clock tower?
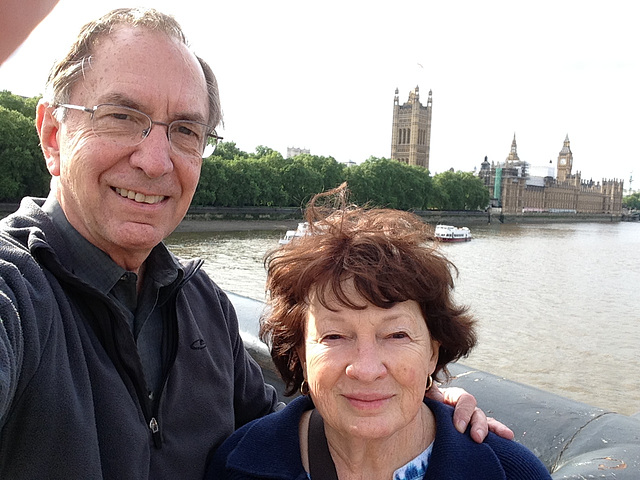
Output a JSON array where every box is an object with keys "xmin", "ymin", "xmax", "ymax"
[{"xmin": 557, "ymin": 134, "xmax": 573, "ymax": 182}]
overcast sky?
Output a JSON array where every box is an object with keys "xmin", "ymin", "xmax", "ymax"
[{"xmin": 1, "ymin": 0, "xmax": 637, "ymax": 187}]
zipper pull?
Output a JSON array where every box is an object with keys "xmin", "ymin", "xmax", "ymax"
[
  {"xmin": 149, "ymin": 417, "xmax": 159, "ymax": 434},
  {"xmin": 149, "ymin": 417, "xmax": 162, "ymax": 448}
]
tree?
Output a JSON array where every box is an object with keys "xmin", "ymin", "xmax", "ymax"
[
  {"xmin": 458, "ymin": 171, "xmax": 490, "ymax": 210},
  {"xmin": 346, "ymin": 157, "xmax": 432, "ymax": 210},
  {"xmin": 623, "ymin": 192, "xmax": 640, "ymax": 210},
  {"xmin": 279, "ymin": 157, "xmax": 324, "ymax": 207},
  {"xmin": 209, "ymin": 141, "xmax": 249, "ymax": 161},
  {"xmin": 193, "ymin": 156, "xmax": 227, "ymax": 205},
  {"xmin": 432, "ymin": 170, "xmax": 464, "ymax": 210},
  {"xmin": 0, "ymin": 90, "xmax": 39, "ymax": 120},
  {"xmin": 296, "ymin": 154, "xmax": 345, "ymax": 193},
  {"xmin": 432, "ymin": 170, "xmax": 489, "ymax": 210},
  {"xmin": 0, "ymin": 106, "xmax": 50, "ymax": 201},
  {"xmin": 251, "ymin": 145, "xmax": 277, "ymax": 159},
  {"xmin": 252, "ymin": 156, "xmax": 287, "ymax": 206}
]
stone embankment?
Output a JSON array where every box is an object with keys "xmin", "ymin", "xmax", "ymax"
[
  {"xmin": 2, "ymin": 204, "xmax": 629, "ymax": 232},
  {"xmin": 179, "ymin": 206, "xmax": 625, "ymax": 232}
]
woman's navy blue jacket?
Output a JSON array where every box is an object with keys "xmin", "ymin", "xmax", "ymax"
[{"xmin": 207, "ymin": 395, "xmax": 552, "ymax": 479}]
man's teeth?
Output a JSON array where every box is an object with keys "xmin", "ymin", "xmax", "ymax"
[{"xmin": 115, "ymin": 188, "xmax": 164, "ymax": 204}]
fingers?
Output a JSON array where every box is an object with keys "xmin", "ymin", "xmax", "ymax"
[
  {"xmin": 435, "ymin": 386, "xmax": 515, "ymax": 443},
  {"xmin": 442, "ymin": 389, "xmax": 478, "ymax": 436},
  {"xmin": 441, "ymin": 387, "xmax": 474, "ymax": 406},
  {"xmin": 468, "ymin": 408, "xmax": 489, "ymax": 443},
  {"xmin": 487, "ymin": 417, "xmax": 515, "ymax": 441}
]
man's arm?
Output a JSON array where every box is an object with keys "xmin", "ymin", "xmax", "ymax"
[
  {"xmin": 0, "ymin": 269, "xmax": 26, "ymax": 421},
  {"xmin": 426, "ymin": 385, "xmax": 515, "ymax": 442},
  {"xmin": 215, "ymin": 290, "xmax": 280, "ymax": 427}
]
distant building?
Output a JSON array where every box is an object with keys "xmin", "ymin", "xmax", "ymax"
[
  {"xmin": 287, "ymin": 146, "xmax": 310, "ymax": 158},
  {"xmin": 478, "ymin": 134, "xmax": 624, "ymax": 215},
  {"xmin": 391, "ymin": 86, "xmax": 432, "ymax": 170}
]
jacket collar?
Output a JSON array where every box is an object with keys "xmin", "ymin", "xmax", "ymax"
[
  {"xmin": 426, "ymin": 399, "xmax": 505, "ymax": 478},
  {"xmin": 226, "ymin": 395, "xmax": 310, "ymax": 478},
  {"xmin": 224, "ymin": 396, "xmax": 505, "ymax": 479},
  {"xmin": 2, "ymin": 196, "xmax": 202, "ymax": 293}
]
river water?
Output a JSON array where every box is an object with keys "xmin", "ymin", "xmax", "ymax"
[{"xmin": 166, "ymin": 221, "xmax": 640, "ymax": 416}]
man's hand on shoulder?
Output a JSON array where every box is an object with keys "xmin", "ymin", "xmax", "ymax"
[{"xmin": 426, "ymin": 385, "xmax": 515, "ymax": 443}]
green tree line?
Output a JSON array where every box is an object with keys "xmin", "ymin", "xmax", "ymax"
[
  {"xmin": 1, "ymin": 89, "xmax": 488, "ymax": 210},
  {"xmin": 0, "ymin": 91, "xmax": 50, "ymax": 201},
  {"xmin": 195, "ymin": 145, "xmax": 490, "ymax": 210},
  {"xmin": 623, "ymin": 192, "xmax": 640, "ymax": 210}
]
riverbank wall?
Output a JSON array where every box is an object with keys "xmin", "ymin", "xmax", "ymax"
[
  {"xmin": 184, "ymin": 206, "xmax": 626, "ymax": 226},
  {"xmin": 2, "ymin": 203, "xmax": 632, "ymax": 226}
]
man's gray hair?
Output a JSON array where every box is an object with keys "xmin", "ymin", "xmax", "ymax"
[{"xmin": 45, "ymin": 7, "xmax": 221, "ymax": 128}]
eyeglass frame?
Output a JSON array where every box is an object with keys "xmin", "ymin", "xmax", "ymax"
[{"xmin": 54, "ymin": 103, "xmax": 223, "ymax": 157}]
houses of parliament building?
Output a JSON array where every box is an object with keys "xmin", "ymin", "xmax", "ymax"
[
  {"xmin": 390, "ymin": 87, "xmax": 624, "ymax": 216},
  {"xmin": 478, "ymin": 134, "xmax": 623, "ymax": 215}
]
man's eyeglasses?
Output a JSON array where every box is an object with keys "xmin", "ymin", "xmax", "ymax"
[{"xmin": 55, "ymin": 104, "xmax": 222, "ymax": 158}]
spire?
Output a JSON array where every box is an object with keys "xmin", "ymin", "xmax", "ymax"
[
  {"xmin": 560, "ymin": 134, "xmax": 571, "ymax": 154},
  {"xmin": 409, "ymin": 85, "xmax": 420, "ymax": 102},
  {"xmin": 506, "ymin": 133, "xmax": 520, "ymax": 162}
]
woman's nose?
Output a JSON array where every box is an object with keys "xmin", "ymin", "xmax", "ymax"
[{"xmin": 345, "ymin": 341, "xmax": 387, "ymax": 381}]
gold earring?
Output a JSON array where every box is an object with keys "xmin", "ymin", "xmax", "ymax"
[
  {"xmin": 300, "ymin": 380, "xmax": 310, "ymax": 396},
  {"xmin": 425, "ymin": 374, "xmax": 433, "ymax": 394}
]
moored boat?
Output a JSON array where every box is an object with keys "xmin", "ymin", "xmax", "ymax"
[
  {"xmin": 278, "ymin": 222, "xmax": 310, "ymax": 245},
  {"xmin": 434, "ymin": 224, "xmax": 472, "ymax": 242}
]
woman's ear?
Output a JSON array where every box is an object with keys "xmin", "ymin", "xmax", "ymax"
[
  {"xmin": 429, "ymin": 339, "xmax": 440, "ymax": 371},
  {"xmin": 296, "ymin": 347, "xmax": 306, "ymax": 376},
  {"xmin": 36, "ymin": 100, "xmax": 61, "ymax": 176},
  {"xmin": 296, "ymin": 346, "xmax": 307, "ymax": 374}
]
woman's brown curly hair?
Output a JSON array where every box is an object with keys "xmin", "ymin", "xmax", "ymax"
[{"xmin": 260, "ymin": 183, "xmax": 476, "ymax": 396}]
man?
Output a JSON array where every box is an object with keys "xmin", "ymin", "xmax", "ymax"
[{"xmin": 0, "ymin": 8, "xmax": 508, "ymax": 479}]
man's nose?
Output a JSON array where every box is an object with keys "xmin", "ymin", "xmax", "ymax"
[{"xmin": 130, "ymin": 124, "xmax": 174, "ymax": 178}]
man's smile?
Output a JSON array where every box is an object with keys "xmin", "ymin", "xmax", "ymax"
[{"xmin": 114, "ymin": 187, "xmax": 165, "ymax": 205}]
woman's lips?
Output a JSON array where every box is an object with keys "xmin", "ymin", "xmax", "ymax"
[{"xmin": 343, "ymin": 394, "xmax": 393, "ymax": 409}]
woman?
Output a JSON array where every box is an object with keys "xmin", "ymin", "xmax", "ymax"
[{"xmin": 208, "ymin": 186, "xmax": 551, "ymax": 479}]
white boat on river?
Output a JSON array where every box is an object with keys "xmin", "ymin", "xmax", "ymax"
[
  {"xmin": 434, "ymin": 224, "xmax": 472, "ymax": 242},
  {"xmin": 278, "ymin": 222, "xmax": 310, "ymax": 245}
]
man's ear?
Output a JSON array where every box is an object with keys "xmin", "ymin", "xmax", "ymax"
[{"xmin": 36, "ymin": 100, "xmax": 61, "ymax": 176}]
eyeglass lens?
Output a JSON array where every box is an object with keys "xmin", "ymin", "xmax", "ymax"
[{"xmin": 91, "ymin": 104, "xmax": 212, "ymax": 157}]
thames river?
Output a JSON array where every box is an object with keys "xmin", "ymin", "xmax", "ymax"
[{"xmin": 166, "ymin": 221, "xmax": 640, "ymax": 416}]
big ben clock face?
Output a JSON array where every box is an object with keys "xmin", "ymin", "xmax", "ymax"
[{"xmin": 559, "ymin": 158, "xmax": 566, "ymax": 165}]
